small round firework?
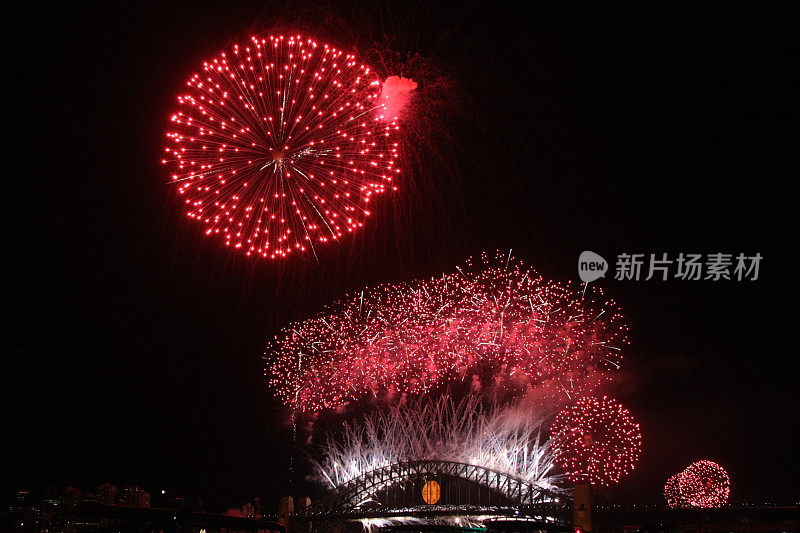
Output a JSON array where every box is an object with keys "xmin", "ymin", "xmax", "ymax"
[
  {"xmin": 551, "ymin": 396, "xmax": 642, "ymax": 486},
  {"xmin": 162, "ymin": 33, "xmax": 401, "ymax": 259},
  {"xmin": 678, "ymin": 460, "xmax": 730, "ymax": 508}
]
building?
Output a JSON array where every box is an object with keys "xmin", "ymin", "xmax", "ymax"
[
  {"xmin": 117, "ymin": 485, "xmax": 150, "ymax": 508},
  {"xmin": 95, "ymin": 483, "xmax": 117, "ymax": 505}
]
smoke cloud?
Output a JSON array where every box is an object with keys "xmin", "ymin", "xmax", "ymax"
[{"xmin": 380, "ymin": 76, "xmax": 418, "ymax": 120}]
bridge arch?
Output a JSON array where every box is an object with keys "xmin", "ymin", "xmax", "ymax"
[{"xmin": 309, "ymin": 460, "xmax": 562, "ymax": 515}]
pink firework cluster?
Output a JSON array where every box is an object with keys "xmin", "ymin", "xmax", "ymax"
[
  {"xmin": 162, "ymin": 34, "xmax": 401, "ymax": 259},
  {"xmin": 267, "ymin": 253, "xmax": 628, "ymax": 412},
  {"xmin": 665, "ymin": 460, "xmax": 730, "ymax": 508},
  {"xmin": 551, "ymin": 396, "xmax": 642, "ymax": 486},
  {"xmin": 664, "ymin": 473, "xmax": 683, "ymax": 508}
]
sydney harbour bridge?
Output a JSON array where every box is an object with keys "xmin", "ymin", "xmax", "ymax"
[{"xmin": 294, "ymin": 459, "xmax": 573, "ymax": 533}]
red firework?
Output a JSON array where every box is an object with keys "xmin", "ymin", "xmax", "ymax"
[
  {"xmin": 676, "ymin": 460, "xmax": 730, "ymax": 508},
  {"xmin": 551, "ymin": 396, "xmax": 642, "ymax": 486},
  {"xmin": 267, "ymin": 253, "xmax": 628, "ymax": 412},
  {"xmin": 162, "ymin": 34, "xmax": 401, "ymax": 259},
  {"xmin": 664, "ymin": 473, "xmax": 684, "ymax": 508}
]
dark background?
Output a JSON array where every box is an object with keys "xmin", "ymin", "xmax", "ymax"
[{"xmin": 3, "ymin": 1, "xmax": 797, "ymax": 511}]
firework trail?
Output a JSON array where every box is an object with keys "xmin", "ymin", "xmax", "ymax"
[
  {"xmin": 267, "ymin": 252, "xmax": 628, "ymax": 413},
  {"xmin": 162, "ymin": 33, "xmax": 405, "ymax": 259},
  {"xmin": 665, "ymin": 460, "xmax": 730, "ymax": 508},
  {"xmin": 550, "ymin": 396, "xmax": 642, "ymax": 486},
  {"xmin": 316, "ymin": 395, "xmax": 565, "ymax": 501}
]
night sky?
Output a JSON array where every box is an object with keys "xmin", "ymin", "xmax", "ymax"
[{"xmin": 4, "ymin": 1, "xmax": 797, "ymax": 511}]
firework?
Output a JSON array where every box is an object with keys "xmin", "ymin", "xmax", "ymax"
[
  {"xmin": 664, "ymin": 473, "xmax": 685, "ymax": 508},
  {"xmin": 267, "ymin": 276, "xmax": 456, "ymax": 411},
  {"xmin": 676, "ymin": 460, "xmax": 730, "ymax": 508},
  {"xmin": 162, "ymin": 34, "xmax": 401, "ymax": 259},
  {"xmin": 317, "ymin": 395, "xmax": 564, "ymax": 501},
  {"xmin": 551, "ymin": 396, "xmax": 642, "ymax": 486},
  {"xmin": 267, "ymin": 252, "xmax": 628, "ymax": 412},
  {"xmin": 448, "ymin": 253, "xmax": 627, "ymax": 399}
]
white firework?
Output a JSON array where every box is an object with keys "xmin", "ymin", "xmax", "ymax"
[{"xmin": 316, "ymin": 395, "xmax": 566, "ymax": 504}]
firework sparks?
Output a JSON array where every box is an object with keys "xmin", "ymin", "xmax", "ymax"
[
  {"xmin": 267, "ymin": 252, "xmax": 628, "ymax": 412},
  {"xmin": 665, "ymin": 460, "xmax": 730, "ymax": 508},
  {"xmin": 664, "ymin": 473, "xmax": 684, "ymax": 508},
  {"xmin": 162, "ymin": 33, "xmax": 401, "ymax": 259},
  {"xmin": 317, "ymin": 395, "xmax": 565, "ymax": 500},
  {"xmin": 551, "ymin": 396, "xmax": 642, "ymax": 486}
]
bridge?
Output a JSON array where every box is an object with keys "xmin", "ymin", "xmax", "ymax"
[{"xmin": 303, "ymin": 460, "xmax": 570, "ymax": 527}]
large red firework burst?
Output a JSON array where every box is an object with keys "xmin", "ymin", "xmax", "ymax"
[
  {"xmin": 551, "ymin": 396, "xmax": 642, "ymax": 486},
  {"xmin": 674, "ymin": 460, "xmax": 730, "ymax": 508},
  {"xmin": 267, "ymin": 253, "xmax": 628, "ymax": 412},
  {"xmin": 162, "ymin": 34, "xmax": 400, "ymax": 259}
]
